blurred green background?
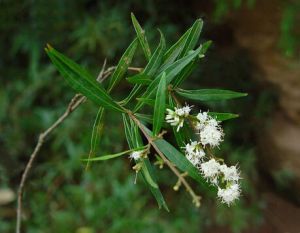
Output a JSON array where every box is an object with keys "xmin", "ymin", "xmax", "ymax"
[{"xmin": 1, "ymin": 0, "xmax": 300, "ymax": 232}]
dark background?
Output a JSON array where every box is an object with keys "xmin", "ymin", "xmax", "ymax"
[{"xmin": 1, "ymin": 0, "xmax": 300, "ymax": 232}]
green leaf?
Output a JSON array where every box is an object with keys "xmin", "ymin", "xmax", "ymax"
[
  {"xmin": 136, "ymin": 98, "xmax": 171, "ymax": 109},
  {"xmin": 134, "ymin": 46, "xmax": 203, "ymax": 111},
  {"xmin": 141, "ymin": 125, "xmax": 214, "ymax": 192},
  {"xmin": 122, "ymin": 114, "xmax": 135, "ymax": 149},
  {"xmin": 208, "ymin": 112, "xmax": 239, "ymax": 121},
  {"xmin": 123, "ymin": 114, "xmax": 168, "ymax": 210},
  {"xmin": 143, "ymin": 30, "xmax": 166, "ymax": 76},
  {"xmin": 141, "ymin": 159, "xmax": 158, "ymax": 188},
  {"xmin": 153, "ymin": 72, "xmax": 167, "ymax": 135},
  {"xmin": 108, "ymin": 38, "xmax": 138, "ymax": 92},
  {"xmin": 46, "ymin": 46, "xmax": 123, "ymax": 112},
  {"xmin": 135, "ymin": 113, "xmax": 153, "ymax": 124},
  {"xmin": 82, "ymin": 146, "xmax": 146, "ymax": 162},
  {"xmin": 172, "ymin": 41, "xmax": 212, "ymax": 87},
  {"xmin": 120, "ymin": 33, "xmax": 166, "ymax": 105},
  {"xmin": 131, "ymin": 13, "xmax": 151, "ymax": 61},
  {"xmin": 161, "ymin": 29, "xmax": 191, "ymax": 70},
  {"xmin": 141, "ymin": 158, "xmax": 169, "ymax": 211},
  {"xmin": 178, "ymin": 19, "xmax": 203, "ymax": 58},
  {"xmin": 175, "ymin": 88, "xmax": 248, "ymax": 101},
  {"xmin": 85, "ymin": 107, "xmax": 105, "ymax": 169},
  {"xmin": 126, "ymin": 73, "xmax": 152, "ymax": 85}
]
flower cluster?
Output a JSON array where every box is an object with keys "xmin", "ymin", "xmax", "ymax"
[
  {"xmin": 165, "ymin": 105, "xmax": 192, "ymax": 132},
  {"xmin": 201, "ymin": 159, "xmax": 241, "ymax": 205},
  {"xmin": 166, "ymin": 105, "xmax": 241, "ymax": 205}
]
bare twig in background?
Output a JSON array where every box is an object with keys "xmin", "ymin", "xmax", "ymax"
[{"xmin": 16, "ymin": 64, "xmax": 142, "ymax": 233}]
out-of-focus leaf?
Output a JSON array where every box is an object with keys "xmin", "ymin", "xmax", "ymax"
[
  {"xmin": 178, "ymin": 19, "xmax": 203, "ymax": 58},
  {"xmin": 85, "ymin": 107, "xmax": 105, "ymax": 169},
  {"xmin": 82, "ymin": 146, "xmax": 146, "ymax": 162},
  {"xmin": 134, "ymin": 46, "xmax": 203, "ymax": 111},
  {"xmin": 208, "ymin": 112, "xmax": 239, "ymax": 121},
  {"xmin": 45, "ymin": 45, "xmax": 123, "ymax": 112},
  {"xmin": 131, "ymin": 13, "xmax": 151, "ymax": 61},
  {"xmin": 153, "ymin": 72, "xmax": 167, "ymax": 135},
  {"xmin": 108, "ymin": 38, "xmax": 138, "ymax": 92},
  {"xmin": 126, "ymin": 73, "xmax": 152, "ymax": 85},
  {"xmin": 176, "ymin": 88, "xmax": 248, "ymax": 101}
]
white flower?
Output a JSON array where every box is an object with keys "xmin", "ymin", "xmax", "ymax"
[
  {"xmin": 195, "ymin": 111, "xmax": 208, "ymax": 130},
  {"xmin": 166, "ymin": 105, "xmax": 192, "ymax": 132},
  {"xmin": 217, "ymin": 183, "xmax": 240, "ymax": 205},
  {"xmin": 199, "ymin": 124, "xmax": 224, "ymax": 147},
  {"xmin": 129, "ymin": 150, "xmax": 144, "ymax": 161},
  {"xmin": 219, "ymin": 164, "xmax": 240, "ymax": 182},
  {"xmin": 200, "ymin": 159, "xmax": 220, "ymax": 179},
  {"xmin": 184, "ymin": 141, "xmax": 205, "ymax": 166}
]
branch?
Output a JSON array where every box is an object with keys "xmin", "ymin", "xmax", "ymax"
[
  {"xmin": 15, "ymin": 65, "xmax": 141, "ymax": 233},
  {"xmin": 128, "ymin": 113, "xmax": 201, "ymax": 207}
]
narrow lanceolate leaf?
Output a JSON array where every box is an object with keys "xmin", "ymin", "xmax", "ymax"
[
  {"xmin": 126, "ymin": 73, "xmax": 152, "ymax": 85},
  {"xmin": 45, "ymin": 45, "xmax": 123, "ymax": 112},
  {"xmin": 175, "ymin": 89, "xmax": 248, "ymax": 101},
  {"xmin": 141, "ymin": 159, "xmax": 158, "ymax": 188},
  {"xmin": 172, "ymin": 40, "xmax": 212, "ymax": 87},
  {"xmin": 141, "ymin": 158, "xmax": 169, "ymax": 211},
  {"xmin": 153, "ymin": 72, "xmax": 167, "ymax": 135},
  {"xmin": 161, "ymin": 29, "xmax": 191, "ymax": 70},
  {"xmin": 121, "ymin": 33, "xmax": 166, "ymax": 105},
  {"xmin": 143, "ymin": 31, "xmax": 166, "ymax": 76},
  {"xmin": 85, "ymin": 107, "xmax": 105, "ymax": 169},
  {"xmin": 208, "ymin": 112, "xmax": 239, "ymax": 121},
  {"xmin": 141, "ymin": 125, "xmax": 214, "ymax": 192},
  {"xmin": 108, "ymin": 38, "xmax": 138, "ymax": 92},
  {"xmin": 131, "ymin": 13, "xmax": 151, "ymax": 61},
  {"xmin": 178, "ymin": 19, "xmax": 203, "ymax": 58},
  {"xmin": 134, "ymin": 46, "xmax": 203, "ymax": 112},
  {"xmin": 122, "ymin": 114, "xmax": 135, "ymax": 149},
  {"xmin": 82, "ymin": 146, "xmax": 146, "ymax": 162}
]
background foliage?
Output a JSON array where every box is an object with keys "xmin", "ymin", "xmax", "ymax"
[{"xmin": 1, "ymin": 0, "xmax": 298, "ymax": 232}]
